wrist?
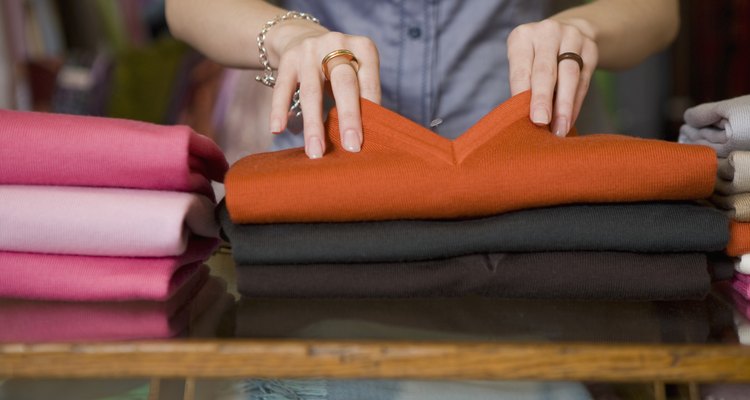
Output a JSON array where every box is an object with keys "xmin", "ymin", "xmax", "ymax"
[
  {"xmin": 551, "ymin": 16, "xmax": 599, "ymax": 43},
  {"xmin": 265, "ymin": 19, "xmax": 328, "ymax": 67}
]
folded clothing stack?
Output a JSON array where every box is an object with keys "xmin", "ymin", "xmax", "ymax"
[
  {"xmin": 221, "ymin": 90, "xmax": 726, "ymax": 300},
  {"xmin": 0, "ymin": 109, "xmax": 228, "ymax": 302},
  {"xmin": 679, "ymin": 95, "xmax": 750, "ymax": 302}
]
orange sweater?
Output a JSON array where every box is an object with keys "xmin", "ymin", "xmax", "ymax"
[
  {"xmin": 727, "ymin": 221, "xmax": 750, "ymax": 256},
  {"xmin": 226, "ymin": 91, "xmax": 716, "ymax": 223}
]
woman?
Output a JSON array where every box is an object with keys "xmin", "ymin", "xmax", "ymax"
[{"xmin": 166, "ymin": 0, "xmax": 679, "ymax": 158}]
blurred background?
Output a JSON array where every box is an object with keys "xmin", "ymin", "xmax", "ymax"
[{"xmin": 0, "ymin": 0, "xmax": 748, "ymax": 158}]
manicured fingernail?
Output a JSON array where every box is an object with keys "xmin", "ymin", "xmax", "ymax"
[
  {"xmin": 306, "ymin": 137, "xmax": 323, "ymax": 159},
  {"xmin": 554, "ymin": 117, "xmax": 569, "ymax": 137},
  {"xmin": 343, "ymin": 129, "xmax": 361, "ymax": 152},
  {"xmin": 531, "ymin": 108, "xmax": 549, "ymax": 125},
  {"xmin": 270, "ymin": 118, "xmax": 282, "ymax": 135}
]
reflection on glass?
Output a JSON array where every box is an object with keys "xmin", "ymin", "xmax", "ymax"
[
  {"xmin": 236, "ymin": 293, "xmax": 737, "ymax": 344},
  {"xmin": 0, "ymin": 275, "xmax": 234, "ymax": 342}
]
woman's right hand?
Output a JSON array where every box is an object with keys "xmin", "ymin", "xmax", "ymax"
[{"xmin": 267, "ymin": 20, "xmax": 381, "ymax": 159}]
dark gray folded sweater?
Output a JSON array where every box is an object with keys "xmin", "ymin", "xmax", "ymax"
[{"xmin": 218, "ymin": 201, "xmax": 728, "ymax": 264}]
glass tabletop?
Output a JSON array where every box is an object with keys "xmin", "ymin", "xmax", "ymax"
[
  {"xmin": 0, "ymin": 250, "xmax": 745, "ymax": 345},
  {"xmin": 1, "ymin": 249, "xmax": 749, "ymax": 383}
]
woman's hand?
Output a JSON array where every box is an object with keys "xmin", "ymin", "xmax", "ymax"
[
  {"xmin": 507, "ymin": 18, "xmax": 598, "ymax": 137},
  {"xmin": 267, "ymin": 21, "xmax": 381, "ymax": 158}
]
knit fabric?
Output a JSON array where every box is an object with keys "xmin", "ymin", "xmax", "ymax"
[
  {"xmin": 0, "ymin": 267, "xmax": 210, "ymax": 342},
  {"xmin": 729, "ymin": 284, "xmax": 750, "ymax": 321},
  {"xmin": 0, "ymin": 185, "xmax": 218, "ymax": 257},
  {"xmin": 716, "ymin": 152, "xmax": 750, "ymax": 194},
  {"xmin": 709, "ymin": 254, "xmax": 737, "ymax": 281},
  {"xmin": 219, "ymin": 201, "xmax": 728, "ymax": 264},
  {"xmin": 0, "ymin": 237, "xmax": 218, "ymax": 301},
  {"xmin": 679, "ymin": 94, "xmax": 750, "ymax": 157},
  {"xmin": 727, "ymin": 221, "xmax": 750, "ymax": 256},
  {"xmin": 226, "ymin": 91, "xmax": 716, "ymax": 223},
  {"xmin": 739, "ymin": 321, "xmax": 750, "ymax": 345},
  {"xmin": 710, "ymin": 192, "xmax": 750, "ymax": 221},
  {"xmin": 732, "ymin": 273, "xmax": 750, "ymax": 300},
  {"xmin": 236, "ymin": 252, "xmax": 710, "ymax": 300},
  {"xmin": 735, "ymin": 255, "xmax": 750, "ymax": 273},
  {"xmin": 0, "ymin": 108, "xmax": 228, "ymax": 198}
]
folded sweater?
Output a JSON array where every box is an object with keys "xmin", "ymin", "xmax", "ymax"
[
  {"xmin": 727, "ymin": 221, "xmax": 750, "ymax": 256},
  {"xmin": 678, "ymin": 94, "xmax": 750, "ymax": 157},
  {"xmin": 236, "ymin": 252, "xmax": 710, "ymax": 300},
  {"xmin": 711, "ymin": 192, "xmax": 750, "ymax": 221},
  {"xmin": 226, "ymin": 91, "xmax": 716, "ymax": 223},
  {"xmin": 0, "ymin": 109, "xmax": 228, "ymax": 198},
  {"xmin": 733, "ymin": 273, "xmax": 750, "ymax": 301},
  {"xmin": 0, "ymin": 237, "xmax": 217, "ymax": 301},
  {"xmin": 219, "ymin": 201, "xmax": 728, "ymax": 264},
  {"xmin": 0, "ymin": 185, "xmax": 218, "ymax": 257},
  {"xmin": 716, "ymin": 152, "xmax": 750, "ymax": 194}
]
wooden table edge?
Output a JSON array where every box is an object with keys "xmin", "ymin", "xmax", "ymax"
[{"xmin": 1, "ymin": 339, "xmax": 749, "ymax": 382}]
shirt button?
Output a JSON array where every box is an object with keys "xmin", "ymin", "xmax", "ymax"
[{"xmin": 408, "ymin": 27, "xmax": 422, "ymax": 39}]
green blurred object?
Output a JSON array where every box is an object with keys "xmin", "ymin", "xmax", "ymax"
[
  {"xmin": 93, "ymin": 0, "xmax": 128, "ymax": 53},
  {"xmin": 106, "ymin": 37, "xmax": 189, "ymax": 123},
  {"xmin": 594, "ymin": 70, "xmax": 619, "ymax": 129}
]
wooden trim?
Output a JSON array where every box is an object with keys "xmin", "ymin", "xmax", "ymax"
[{"xmin": 2, "ymin": 339, "xmax": 750, "ymax": 382}]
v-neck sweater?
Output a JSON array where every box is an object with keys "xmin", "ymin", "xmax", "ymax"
[{"xmin": 226, "ymin": 91, "xmax": 717, "ymax": 223}]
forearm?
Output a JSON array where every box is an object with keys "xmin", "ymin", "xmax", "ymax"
[
  {"xmin": 165, "ymin": 0, "xmax": 325, "ymax": 68},
  {"xmin": 550, "ymin": 0, "xmax": 679, "ymax": 70}
]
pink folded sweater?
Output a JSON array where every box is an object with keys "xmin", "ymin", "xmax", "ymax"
[
  {"xmin": 0, "ymin": 237, "xmax": 217, "ymax": 301},
  {"xmin": 0, "ymin": 185, "xmax": 218, "ymax": 257},
  {"xmin": 0, "ymin": 109, "xmax": 228, "ymax": 198}
]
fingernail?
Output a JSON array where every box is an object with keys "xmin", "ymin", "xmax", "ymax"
[
  {"xmin": 343, "ymin": 129, "xmax": 361, "ymax": 152},
  {"xmin": 554, "ymin": 117, "xmax": 569, "ymax": 137},
  {"xmin": 270, "ymin": 118, "xmax": 282, "ymax": 135},
  {"xmin": 306, "ymin": 137, "xmax": 323, "ymax": 159},
  {"xmin": 531, "ymin": 108, "xmax": 549, "ymax": 125}
]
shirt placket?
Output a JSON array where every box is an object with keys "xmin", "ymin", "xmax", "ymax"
[{"xmin": 398, "ymin": 0, "xmax": 438, "ymax": 129}]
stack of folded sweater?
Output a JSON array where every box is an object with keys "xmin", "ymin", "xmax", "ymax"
[
  {"xmin": 0, "ymin": 110, "xmax": 228, "ymax": 304},
  {"xmin": 679, "ymin": 95, "xmax": 750, "ymax": 303},
  {"xmin": 221, "ymin": 91, "xmax": 728, "ymax": 300}
]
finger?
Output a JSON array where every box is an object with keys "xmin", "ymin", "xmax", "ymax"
[
  {"xmin": 350, "ymin": 37, "xmax": 381, "ymax": 104},
  {"xmin": 571, "ymin": 39, "xmax": 598, "ymax": 126},
  {"xmin": 551, "ymin": 30, "xmax": 583, "ymax": 137},
  {"xmin": 507, "ymin": 25, "xmax": 534, "ymax": 96},
  {"xmin": 299, "ymin": 56, "xmax": 326, "ymax": 159},
  {"xmin": 529, "ymin": 29, "xmax": 560, "ymax": 127},
  {"xmin": 328, "ymin": 61, "xmax": 362, "ymax": 152},
  {"xmin": 268, "ymin": 58, "xmax": 297, "ymax": 134}
]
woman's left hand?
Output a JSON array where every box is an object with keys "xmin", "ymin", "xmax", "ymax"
[{"xmin": 507, "ymin": 18, "xmax": 598, "ymax": 137}]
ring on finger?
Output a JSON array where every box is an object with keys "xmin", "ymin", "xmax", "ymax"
[
  {"xmin": 557, "ymin": 52, "xmax": 583, "ymax": 72},
  {"xmin": 321, "ymin": 49, "xmax": 359, "ymax": 81}
]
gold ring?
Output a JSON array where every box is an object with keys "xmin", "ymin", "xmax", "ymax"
[
  {"xmin": 321, "ymin": 49, "xmax": 359, "ymax": 80},
  {"xmin": 557, "ymin": 52, "xmax": 583, "ymax": 71}
]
